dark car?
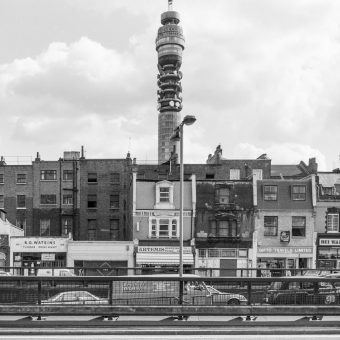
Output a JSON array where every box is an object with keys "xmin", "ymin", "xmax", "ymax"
[{"xmin": 264, "ymin": 277, "xmax": 340, "ymax": 305}]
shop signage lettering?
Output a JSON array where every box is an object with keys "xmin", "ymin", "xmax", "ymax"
[
  {"xmin": 319, "ymin": 239, "xmax": 340, "ymax": 246},
  {"xmin": 258, "ymin": 247, "xmax": 313, "ymax": 254},
  {"xmin": 11, "ymin": 238, "xmax": 68, "ymax": 252},
  {"xmin": 138, "ymin": 246, "xmax": 192, "ymax": 254}
]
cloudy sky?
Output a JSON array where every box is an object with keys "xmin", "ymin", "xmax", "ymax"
[{"xmin": 1, "ymin": 0, "xmax": 340, "ymax": 170}]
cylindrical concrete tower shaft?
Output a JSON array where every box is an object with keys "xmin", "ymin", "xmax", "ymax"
[{"xmin": 156, "ymin": 0, "xmax": 185, "ymax": 163}]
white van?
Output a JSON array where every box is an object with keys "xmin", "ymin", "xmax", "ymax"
[
  {"xmin": 36, "ymin": 268, "xmax": 75, "ymax": 277},
  {"xmin": 110, "ymin": 274, "xmax": 247, "ymax": 306}
]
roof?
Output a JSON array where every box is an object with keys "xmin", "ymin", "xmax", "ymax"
[
  {"xmin": 318, "ymin": 173, "xmax": 340, "ymax": 187},
  {"xmin": 271, "ymin": 165, "xmax": 304, "ymax": 178}
]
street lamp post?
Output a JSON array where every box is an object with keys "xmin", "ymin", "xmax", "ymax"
[{"xmin": 171, "ymin": 115, "xmax": 196, "ymax": 281}]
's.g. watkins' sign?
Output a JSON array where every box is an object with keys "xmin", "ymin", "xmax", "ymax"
[
  {"xmin": 11, "ymin": 238, "xmax": 68, "ymax": 252},
  {"xmin": 319, "ymin": 239, "xmax": 340, "ymax": 246}
]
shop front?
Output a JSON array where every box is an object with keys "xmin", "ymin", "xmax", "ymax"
[
  {"xmin": 10, "ymin": 237, "xmax": 69, "ymax": 275},
  {"xmin": 257, "ymin": 246, "xmax": 314, "ymax": 276},
  {"xmin": 317, "ymin": 235, "xmax": 340, "ymax": 269},
  {"xmin": 135, "ymin": 246, "xmax": 194, "ymax": 274},
  {"xmin": 67, "ymin": 241, "xmax": 135, "ymax": 276}
]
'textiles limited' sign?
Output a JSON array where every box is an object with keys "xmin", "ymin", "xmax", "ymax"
[{"xmin": 258, "ymin": 247, "xmax": 313, "ymax": 254}]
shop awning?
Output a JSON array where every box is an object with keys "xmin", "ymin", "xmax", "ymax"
[{"xmin": 136, "ymin": 253, "xmax": 194, "ymax": 265}]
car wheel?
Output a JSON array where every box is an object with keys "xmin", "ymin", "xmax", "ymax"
[{"xmin": 227, "ymin": 299, "xmax": 240, "ymax": 305}]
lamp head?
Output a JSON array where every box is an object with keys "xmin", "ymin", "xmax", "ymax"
[{"xmin": 182, "ymin": 115, "xmax": 196, "ymax": 126}]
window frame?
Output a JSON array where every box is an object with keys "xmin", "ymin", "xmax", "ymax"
[
  {"xmin": 110, "ymin": 172, "xmax": 120, "ymax": 184},
  {"xmin": 109, "ymin": 219, "xmax": 119, "ymax": 240},
  {"xmin": 149, "ymin": 217, "xmax": 179, "ymax": 239},
  {"xmin": 327, "ymin": 213, "xmax": 339, "ymax": 233},
  {"xmin": 292, "ymin": 216, "xmax": 306, "ymax": 237},
  {"xmin": 230, "ymin": 169, "xmax": 240, "ymax": 180},
  {"xmin": 62, "ymin": 194, "xmax": 73, "ymax": 205},
  {"xmin": 63, "ymin": 170, "xmax": 73, "ymax": 181},
  {"xmin": 109, "ymin": 194, "xmax": 119, "ymax": 209},
  {"xmin": 0, "ymin": 174, "xmax": 3, "ymax": 184},
  {"xmin": 291, "ymin": 185, "xmax": 307, "ymax": 201},
  {"xmin": 0, "ymin": 195, "xmax": 4, "ymax": 209},
  {"xmin": 16, "ymin": 173, "xmax": 27, "ymax": 184},
  {"xmin": 62, "ymin": 217, "xmax": 73, "ymax": 235},
  {"xmin": 263, "ymin": 185, "xmax": 278, "ymax": 201},
  {"xmin": 87, "ymin": 172, "xmax": 98, "ymax": 184},
  {"xmin": 87, "ymin": 219, "xmax": 97, "ymax": 240},
  {"xmin": 264, "ymin": 216, "xmax": 278, "ymax": 236},
  {"xmin": 40, "ymin": 219, "xmax": 50, "ymax": 236},
  {"xmin": 17, "ymin": 195, "xmax": 26, "ymax": 209},
  {"xmin": 40, "ymin": 170, "xmax": 57, "ymax": 181},
  {"xmin": 40, "ymin": 194, "xmax": 57, "ymax": 205},
  {"xmin": 154, "ymin": 181, "xmax": 174, "ymax": 209},
  {"xmin": 87, "ymin": 194, "xmax": 97, "ymax": 209}
]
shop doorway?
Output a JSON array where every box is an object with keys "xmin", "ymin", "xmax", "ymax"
[{"xmin": 298, "ymin": 258, "xmax": 307, "ymax": 269}]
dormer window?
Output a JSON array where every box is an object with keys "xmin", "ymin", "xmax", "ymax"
[{"xmin": 154, "ymin": 181, "xmax": 174, "ymax": 209}]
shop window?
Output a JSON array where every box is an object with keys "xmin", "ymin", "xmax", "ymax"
[
  {"xmin": 264, "ymin": 216, "xmax": 278, "ymax": 236},
  {"xmin": 110, "ymin": 172, "xmax": 120, "ymax": 183},
  {"xmin": 62, "ymin": 218, "xmax": 72, "ymax": 235},
  {"xmin": 63, "ymin": 170, "xmax": 73, "ymax": 181},
  {"xmin": 17, "ymin": 195, "xmax": 26, "ymax": 209},
  {"xmin": 40, "ymin": 219, "xmax": 50, "ymax": 236},
  {"xmin": 252, "ymin": 169, "xmax": 263, "ymax": 180},
  {"xmin": 0, "ymin": 195, "xmax": 4, "ymax": 209},
  {"xmin": 327, "ymin": 213, "xmax": 339, "ymax": 232},
  {"xmin": 87, "ymin": 194, "xmax": 97, "ymax": 209},
  {"xmin": 0, "ymin": 174, "xmax": 3, "ymax": 184},
  {"xmin": 62, "ymin": 194, "xmax": 73, "ymax": 205},
  {"xmin": 40, "ymin": 170, "xmax": 57, "ymax": 181},
  {"xmin": 87, "ymin": 219, "xmax": 97, "ymax": 240},
  {"xmin": 291, "ymin": 185, "xmax": 306, "ymax": 201},
  {"xmin": 230, "ymin": 169, "xmax": 240, "ymax": 180},
  {"xmin": 149, "ymin": 218, "xmax": 178, "ymax": 238},
  {"xmin": 40, "ymin": 194, "xmax": 56, "ymax": 205},
  {"xmin": 16, "ymin": 174, "xmax": 27, "ymax": 184},
  {"xmin": 154, "ymin": 181, "xmax": 174, "ymax": 209},
  {"xmin": 110, "ymin": 219, "xmax": 119, "ymax": 240},
  {"xmin": 263, "ymin": 185, "xmax": 278, "ymax": 201},
  {"xmin": 110, "ymin": 194, "xmax": 119, "ymax": 209},
  {"xmin": 87, "ymin": 173, "xmax": 97, "ymax": 183},
  {"xmin": 292, "ymin": 216, "xmax": 306, "ymax": 237}
]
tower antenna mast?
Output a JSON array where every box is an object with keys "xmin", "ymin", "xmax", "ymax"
[{"xmin": 168, "ymin": 0, "xmax": 173, "ymax": 11}]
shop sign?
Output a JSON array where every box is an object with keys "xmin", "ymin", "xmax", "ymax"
[
  {"xmin": 319, "ymin": 239, "xmax": 340, "ymax": 246},
  {"xmin": 11, "ymin": 237, "xmax": 68, "ymax": 252},
  {"xmin": 258, "ymin": 247, "xmax": 313, "ymax": 254},
  {"xmin": 138, "ymin": 246, "xmax": 192, "ymax": 254},
  {"xmin": 41, "ymin": 253, "xmax": 55, "ymax": 261},
  {"xmin": 280, "ymin": 231, "xmax": 290, "ymax": 243}
]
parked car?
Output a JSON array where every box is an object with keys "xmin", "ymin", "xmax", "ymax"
[
  {"xmin": 264, "ymin": 277, "xmax": 340, "ymax": 305},
  {"xmin": 0, "ymin": 270, "xmax": 12, "ymax": 276},
  {"xmin": 41, "ymin": 291, "xmax": 108, "ymax": 305}
]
